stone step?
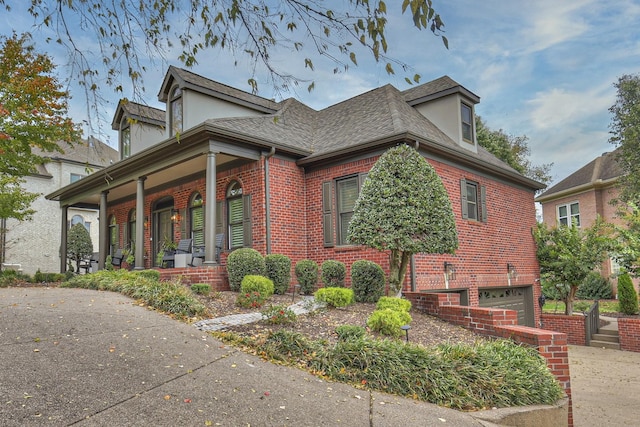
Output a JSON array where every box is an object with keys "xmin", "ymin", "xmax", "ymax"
[
  {"xmin": 589, "ymin": 339, "xmax": 621, "ymax": 350},
  {"xmin": 597, "ymin": 328, "xmax": 619, "ymax": 336},
  {"xmin": 591, "ymin": 332, "xmax": 619, "ymax": 343}
]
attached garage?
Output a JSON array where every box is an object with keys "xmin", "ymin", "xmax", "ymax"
[{"xmin": 478, "ymin": 286, "xmax": 534, "ymax": 327}]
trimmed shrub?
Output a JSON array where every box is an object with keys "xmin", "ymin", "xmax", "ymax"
[
  {"xmin": 314, "ymin": 287, "xmax": 354, "ymax": 308},
  {"xmin": 366, "ymin": 308, "xmax": 412, "ymax": 337},
  {"xmin": 240, "ymin": 275, "xmax": 275, "ymax": 298},
  {"xmin": 321, "ymin": 259, "xmax": 346, "ymax": 287},
  {"xmin": 133, "ymin": 269, "xmax": 161, "ymax": 281},
  {"xmin": 376, "ymin": 296, "xmax": 411, "ymax": 312},
  {"xmin": 335, "ymin": 325, "xmax": 366, "ymax": 341},
  {"xmin": 577, "ymin": 272, "xmax": 613, "ymax": 300},
  {"xmin": 33, "ymin": 270, "xmax": 65, "ymax": 283},
  {"xmin": 351, "ymin": 260, "xmax": 385, "ymax": 303},
  {"xmin": 236, "ymin": 291, "xmax": 267, "ymax": 309},
  {"xmin": 226, "ymin": 248, "xmax": 265, "ymax": 291},
  {"xmin": 265, "ymin": 254, "xmax": 291, "ymax": 295},
  {"xmin": 618, "ymin": 273, "xmax": 639, "ymax": 315},
  {"xmin": 261, "ymin": 304, "xmax": 297, "ymax": 325},
  {"xmin": 295, "ymin": 259, "xmax": 318, "ymax": 295},
  {"xmin": 191, "ymin": 283, "xmax": 211, "ymax": 295}
]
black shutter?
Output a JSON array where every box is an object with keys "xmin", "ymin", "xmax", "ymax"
[
  {"xmin": 243, "ymin": 194, "xmax": 252, "ymax": 247},
  {"xmin": 460, "ymin": 179, "xmax": 468, "ymax": 219},
  {"xmin": 322, "ymin": 181, "xmax": 334, "ymax": 247},
  {"xmin": 215, "ymin": 200, "xmax": 224, "ymax": 250},
  {"xmin": 480, "ymin": 185, "xmax": 487, "ymax": 223}
]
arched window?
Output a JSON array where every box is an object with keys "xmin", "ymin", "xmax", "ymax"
[
  {"xmin": 227, "ymin": 181, "xmax": 249, "ymax": 249},
  {"xmin": 127, "ymin": 209, "xmax": 136, "ymax": 250},
  {"xmin": 108, "ymin": 215, "xmax": 118, "ymax": 256},
  {"xmin": 190, "ymin": 193, "xmax": 204, "ymax": 247},
  {"xmin": 169, "ymin": 86, "xmax": 183, "ymax": 135},
  {"xmin": 121, "ymin": 118, "xmax": 131, "ymax": 159},
  {"xmin": 70, "ymin": 214, "xmax": 90, "ymax": 233}
]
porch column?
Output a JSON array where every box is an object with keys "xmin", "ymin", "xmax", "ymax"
[
  {"xmin": 98, "ymin": 190, "xmax": 109, "ymax": 270},
  {"xmin": 60, "ymin": 205, "xmax": 68, "ymax": 273},
  {"xmin": 134, "ymin": 176, "xmax": 146, "ymax": 270},
  {"xmin": 204, "ymin": 151, "xmax": 217, "ymax": 265}
]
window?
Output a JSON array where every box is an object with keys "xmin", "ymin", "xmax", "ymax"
[
  {"xmin": 108, "ymin": 215, "xmax": 118, "ymax": 256},
  {"xmin": 169, "ymin": 86, "xmax": 183, "ymax": 135},
  {"xmin": 460, "ymin": 179, "xmax": 487, "ymax": 222},
  {"xmin": 461, "ymin": 103, "xmax": 473, "ymax": 143},
  {"xmin": 558, "ymin": 202, "xmax": 580, "ymax": 226},
  {"xmin": 70, "ymin": 173, "xmax": 85, "ymax": 183},
  {"xmin": 70, "ymin": 214, "xmax": 90, "ymax": 233},
  {"xmin": 121, "ymin": 125, "xmax": 131, "ymax": 158},
  {"xmin": 226, "ymin": 181, "xmax": 251, "ymax": 249},
  {"xmin": 322, "ymin": 173, "xmax": 367, "ymax": 247},
  {"xmin": 127, "ymin": 209, "xmax": 136, "ymax": 249},
  {"xmin": 190, "ymin": 193, "xmax": 204, "ymax": 247}
]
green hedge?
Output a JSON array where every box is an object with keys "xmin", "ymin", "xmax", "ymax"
[
  {"xmin": 226, "ymin": 248, "xmax": 265, "ymax": 291},
  {"xmin": 295, "ymin": 259, "xmax": 318, "ymax": 295},
  {"xmin": 321, "ymin": 260, "xmax": 346, "ymax": 287},
  {"xmin": 351, "ymin": 260, "xmax": 385, "ymax": 303},
  {"xmin": 265, "ymin": 254, "xmax": 291, "ymax": 295},
  {"xmin": 618, "ymin": 273, "xmax": 638, "ymax": 315},
  {"xmin": 314, "ymin": 287, "xmax": 354, "ymax": 308}
]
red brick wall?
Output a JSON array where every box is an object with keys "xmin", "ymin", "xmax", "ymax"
[
  {"xmin": 540, "ymin": 314, "xmax": 587, "ymax": 346},
  {"xmin": 618, "ymin": 318, "xmax": 640, "ymax": 352}
]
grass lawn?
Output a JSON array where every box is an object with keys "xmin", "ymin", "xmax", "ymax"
[{"xmin": 543, "ymin": 299, "xmax": 619, "ymax": 314}]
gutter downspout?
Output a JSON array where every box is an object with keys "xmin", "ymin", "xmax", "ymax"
[{"xmin": 264, "ymin": 147, "xmax": 276, "ymax": 254}]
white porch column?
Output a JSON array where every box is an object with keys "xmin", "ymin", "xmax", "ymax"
[
  {"xmin": 204, "ymin": 151, "xmax": 217, "ymax": 265},
  {"xmin": 135, "ymin": 176, "xmax": 146, "ymax": 270}
]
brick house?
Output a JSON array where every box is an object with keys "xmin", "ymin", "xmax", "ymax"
[
  {"xmin": 535, "ymin": 149, "xmax": 633, "ymax": 294},
  {"xmin": 47, "ymin": 67, "xmax": 545, "ymax": 326},
  {"xmin": 1, "ymin": 137, "xmax": 118, "ymax": 275}
]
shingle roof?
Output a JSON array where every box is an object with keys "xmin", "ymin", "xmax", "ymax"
[
  {"xmin": 536, "ymin": 149, "xmax": 624, "ymax": 200},
  {"xmin": 402, "ymin": 75, "xmax": 480, "ymax": 104},
  {"xmin": 32, "ymin": 137, "xmax": 119, "ymax": 168}
]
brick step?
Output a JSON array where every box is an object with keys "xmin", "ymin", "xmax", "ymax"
[
  {"xmin": 591, "ymin": 332, "xmax": 619, "ymax": 343},
  {"xmin": 589, "ymin": 339, "xmax": 621, "ymax": 350}
]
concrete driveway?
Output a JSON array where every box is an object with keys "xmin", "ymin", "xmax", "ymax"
[
  {"xmin": 1, "ymin": 286, "xmax": 490, "ymax": 427},
  {"xmin": 569, "ymin": 344, "xmax": 640, "ymax": 426}
]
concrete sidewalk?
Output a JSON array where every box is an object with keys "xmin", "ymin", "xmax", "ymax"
[{"xmin": 1, "ymin": 287, "xmax": 498, "ymax": 426}]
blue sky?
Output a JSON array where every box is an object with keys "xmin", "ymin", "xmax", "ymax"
[{"xmin": 2, "ymin": 0, "xmax": 640, "ymax": 186}]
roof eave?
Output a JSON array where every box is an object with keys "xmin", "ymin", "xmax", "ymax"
[{"xmin": 535, "ymin": 177, "xmax": 620, "ymax": 203}]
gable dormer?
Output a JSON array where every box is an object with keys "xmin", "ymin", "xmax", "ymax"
[
  {"xmin": 111, "ymin": 100, "xmax": 165, "ymax": 159},
  {"xmin": 402, "ymin": 76, "xmax": 480, "ymax": 153},
  {"xmin": 157, "ymin": 66, "xmax": 280, "ymax": 138}
]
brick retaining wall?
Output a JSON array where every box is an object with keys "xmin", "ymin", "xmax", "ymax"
[
  {"xmin": 540, "ymin": 314, "xmax": 586, "ymax": 346},
  {"xmin": 618, "ymin": 318, "xmax": 640, "ymax": 352}
]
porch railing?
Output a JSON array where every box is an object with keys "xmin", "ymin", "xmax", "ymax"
[{"xmin": 584, "ymin": 300, "xmax": 600, "ymax": 346}]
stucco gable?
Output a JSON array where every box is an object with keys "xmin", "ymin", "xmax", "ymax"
[{"xmin": 111, "ymin": 99, "xmax": 165, "ymax": 130}]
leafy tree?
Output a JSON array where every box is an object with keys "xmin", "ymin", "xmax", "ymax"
[
  {"xmin": 609, "ymin": 74, "xmax": 640, "ymax": 204},
  {"xmin": 67, "ymin": 223, "xmax": 94, "ymax": 273},
  {"xmin": 613, "ymin": 202, "xmax": 640, "ymax": 278},
  {"xmin": 348, "ymin": 144, "xmax": 458, "ymax": 295},
  {"xmin": 0, "ymin": 33, "xmax": 80, "ymax": 221},
  {"xmin": 533, "ymin": 218, "xmax": 613, "ymax": 315},
  {"xmin": 475, "ymin": 117, "xmax": 552, "ymax": 187},
  {"xmin": 0, "ymin": 1, "xmax": 445, "ymax": 119},
  {"xmin": 617, "ymin": 273, "xmax": 638, "ymax": 315}
]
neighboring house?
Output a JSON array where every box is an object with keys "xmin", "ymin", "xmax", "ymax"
[
  {"xmin": 48, "ymin": 67, "xmax": 545, "ymax": 326},
  {"xmin": 1, "ymin": 137, "xmax": 118, "ymax": 275},
  {"xmin": 535, "ymin": 149, "xmax": 629, "ymax": 293}
]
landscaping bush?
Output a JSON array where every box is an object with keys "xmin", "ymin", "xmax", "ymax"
[
  {"xmin": 265, "ymin": 254, "xmax": 291, "ymax": 295},
  {"xmin": 226, "ymin": 248, "xmax": 265, "ymax": 291},
  {"xmin": 133, "ymin": 269, "xmax": 161, "ymax": 281},
  {"xmin": 261, "ymin": 304, "xmax": 297, "ymax": 325},
  {"xmin": 376, "ymin": 296, "xmax": 411, "ymax": 312},
  {"xmin": 577, "ymin": 272, "xmax": 613, "ymax": 300},
  {"xmin": 33, "ymin": 270, "xmax": 66, "ymax": 283},
  {"xmin": 314, "ymin": 287, "xmax": 354, "ymax": 308},
  {"xmin": 366, "ymin": 308, "xmax": 412, "ymax": 337},
  {"xmin": 335, "ymin": 325, "xmax": 366, "ymax": 342},
  {"xmin": 240, "ymin": 275, "xmax": 274, "ymax": 298},
  {"xmin": 191, "ymin": 283, "xmax": 211, "ymax": 295},
  {"xmin": 618, "ymin": 273, "xmax": 639, "ymax": 315},
  {"xmin": 0, "ymin": 269, "xmax": 30, "ymax": 287},
  {"xmin": 321, "ymin": 260, "xmax": 346, "ymax": 287},
  {"xmin": 295, "ymin": 259, "xmax": 318, "ymax": 295},
  {"xmin": 351, "ymin": 260, "xmax": 385, "ymax": 303},
  {"xmin": 236, "ymin": 291, "xmax": 268, "ymax": 309}
]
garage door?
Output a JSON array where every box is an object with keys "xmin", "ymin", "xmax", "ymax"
[{"xmin": 478, "ymin": 286, "xmax": 533, "ymax": 326}]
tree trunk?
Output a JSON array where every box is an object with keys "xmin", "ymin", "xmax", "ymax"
[
  {"xmin": 388, "ymin": 250, "xmax": 411, "ymax": 297},
  {"xmin": 565, "ymin": 284, "xmax": 579, "ymax": 315}
]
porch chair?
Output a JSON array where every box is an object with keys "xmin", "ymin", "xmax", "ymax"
[
  {"xmin": 111, "ymin": 249, "xmax": 124, "ymax": 268},
  {"xmin": 188, "ymin": 234, "xmax": 224, "ymax": 266},
  {"xmin": 79, "ymin": 252, "xmax": 99, "ymax": 274},
  {"xmin": 161, "ymin": 239, "xmax": 192, "ymax": 268}
]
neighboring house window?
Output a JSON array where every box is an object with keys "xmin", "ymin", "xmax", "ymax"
[
  {"xmin": 558, "ymin": 202, "xmax": 580, "ymax": 226},
  {"xmin": 322, "ymin": 173, "xmax": 367, "ymax": 247},
  {"xmin": 461, "ymin": 103, "xmax": 473, "ymax": 143},
  {"xmin": 611, "ymin": 257, "xmax": 622, "ymax": 277},
  {"xmin": 121, "ymin": 125, "xmax": 131, "ymax": 158},
  {"xmin": 108, "ymin": 215, "xmax": 118, "ymax": 255},
  {"xmin": 460, "ymin": 179, "xmax": 487, "ymax": 222},
  {"xmin": 169, "ymin": 86, "xmax": 183, "ymax": 135},
  {"xmin": 70, "ymin": 214, "xmax": 90, "ymax": 232},
  {"xmin": 127, "ymin": 209, "xmax": 136, "ymax": 249},
  {"xmin": 70, "ymin": 173, "xmax": 85, "ymax": 183},
  {"xmin": 226, "ymin": 181, "xmax": 251, "ymax": 249},
  {"xmin": 190, "ymin": 193, "xmax": 204, "ymax": 247}
]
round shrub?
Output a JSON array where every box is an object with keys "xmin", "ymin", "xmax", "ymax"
[
  {"xmin": 190, "ymin": 283, "xmax": 211, "ymax": 295},
  {"xmin": 240, "ymin": 275, "xmax": 274, "ymax": 298},
  {"xmin": 577, "ymin": 272, "xmax": 613, "ymax": 300},
  {"xmin": 226, "ymin": 248, "xmax": 265, "ymax": 291},
  {"xmin": 314, "ymin": 287, "xmax": 354, "ymax": 308},
  {"xmin": 295, "ymin": 259, "xmax": 319, "ymax": 295},
  {"xmin": 618, "ymin": 273, "xmax": 638, "ymax": 315},
  {"xmin": 366, "ymin": 308, "xmax": 412, "ymax": 337},
  {"xmin": 376, "ymin": 296, "xmax": 411, "ymax": 312},
  {"xmin": 321, "ymin": 260, "xmax": 346, "ymax": 287},
  {"xmin": 265, "ymin": 254, "xmax": 291, "ymax": 295},
  {"xmin": 351, "ymin": 260, "xmax": 385, "ymax": 303}
]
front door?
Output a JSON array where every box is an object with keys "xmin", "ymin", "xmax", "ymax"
[{"xmin": 154, "ymin": 207, "xmax": 174, "ymax": 266}]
